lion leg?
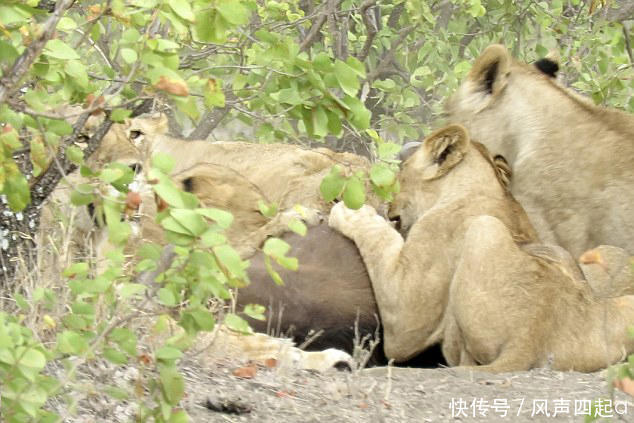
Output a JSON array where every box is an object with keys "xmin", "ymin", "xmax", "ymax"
[{"xmin": 329, "ymin": 203, "xmax": 437, "ymax": 361}]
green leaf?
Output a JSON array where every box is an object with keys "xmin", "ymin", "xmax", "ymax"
[
  {"xmin": 70, "ymin": 188, "xmax": 94, "ymax": 206},
  {"xmin": 243, "ymin": 304, "xmax": 266, "ymax": 321},
  {"xmin": 257, "ymin": 201, "xmax": 278, "ymax": 218},
  {"xmin": 334, "ymin": 60, "xmax": 360, "ymax": 96},
  {"xmin": 224, "ymin": 313, "xmax": 252, "ymax": 334},
  {"xmin": 120, "ymin": 48, "xmax": 138, "ymax": 64},
  {"xmin": 287, "ymin": 218, "xmax": 307, "ymax": 236},
  {"xmin": 30, "ymin": 136, "xmax": 47, "ymax": 177},
  {"xmin": 158, "ymin": 288, "xmax": 177, "ymax": 306},
  {"xmin": 160, "ymin": 366, "xmax": 185, "ymax": 405},
  {"xmin": 111, "ymin": 109, "xmax": 132, "ymax": 123},
  {"xmin": 213, "ymin": 244, "xmax": 248, "ymax": 280},
  {"xmin": 345, "ymin": 56, "xmax": 366, "ymax": 78},
  {"xmin": 44, "ymin": 39, "xmax": 80, "ymax": 60},
  {"xmin": 66, "ymin": 145, "xmax": 84, "ymax": 164},
  {"xmin": 313, "ymin": 52, "xmax": 333, "ymax": 72},
  {"xmin": 370, "ymin": 164, "xmax": 396, "ymax": 187},
  {"xmin": 152, "ymin": 153, "xmax": 176, "ymax": 174},
  {"xmin": 57, "ymin": 331, "xmax": 89, "ymax": 354},
  {"xmin": 187, "ymin": 309, "xmax": 216, "ymax": 331},
  {"xmin": 64, "ymin": 60, "xmax": 88, "ymax": 87},
  {"xmin": 312, "ymin": 106, "xmax": 328, "ymax": 137},
  {"xmin": 99, "ymin": 168, "xmax": 125, "ymax": 183},
  {"xmin": 276, "ymin": 255, "xmax": 298, "ymax": 271},
  {"xmin": 341, "ymin": 96, "xmax": 370, "ymax": 130},
  {"xmin": 169, "ymin": 409, "xmax": 189, "ymax": 423},
  {"xmin": 319, "ymin": 165, "xmax": 345, "ymax": 202},
  {"xmin": 343, "ymin": 176, "xmax": 365, "ymax": 210},
  {"xmin": 103, "ymin": 347, "xmax": 128, "ymax": 365},
  {"xmin": 263, "ymin": 237, "xmax": 291, "ymax": 258},
  {"xmin": 118, "ymin": 283, "xmax": 147, "ymax": 299},
  {"xmin": 156, "ymin": 346, "xmax": 183, "ymax": 362},
  {"xmin": 216, "ymin": 0, "xmax": 250, "ymax": 25},
  {"xmin": 170, "ymin": 208, "xmax": 208, "ymax": 236},
  {"xmin": 195, "ymin": 208, "xmax": 233, "ymax": 228},
  {"xmin": 204, "ymin": 78, "xmax": 225, "ymax": 108},
  {"xmin": 5, "ymin": 171, "xmax": 30, "ymax": 211},
  {"xmin": 16, "ymin": 347, "xmax": 46, "ymax": 371},
  {"xmin": 377, "ymin": 142, "xmax": 402, "ymax": 160},
  {"xmin": 168, "ymin": 0, "xmax": 195, "ymax": 21},
  {"xmin": 109, "ymin": 328, "xmax": 137, "ymax": 356}
]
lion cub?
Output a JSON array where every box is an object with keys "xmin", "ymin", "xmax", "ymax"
[{"xmin": 330, "ymin": 124, "xmax": 634, "ymax": 372}]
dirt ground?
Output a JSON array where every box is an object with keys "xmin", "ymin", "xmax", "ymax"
[{"xmin": 180, "ymin": 360, "xmax": 633, "ymax": 423}]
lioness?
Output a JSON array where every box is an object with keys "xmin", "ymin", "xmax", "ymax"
[
  {"xmin": 91, "ymin": 113, "xmax": 378, "ymax": 217},
  {"xmin": 446, "ymin": 44, "xmax": 634, "ymax": 258},
  {"xmin": 444, "ymin": 218, "xmax": 634, "ymax": 372},
  {"xmin": 330, "ymin": 124, "xmax": 634, "ymax": 372},
  {"xmin": 329, "ymin": 124, "xmax": 537, "ymax": 362}
]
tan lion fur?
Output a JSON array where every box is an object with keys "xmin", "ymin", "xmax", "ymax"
[
  {"xmin": 329, "ymin": 123, "xmax": 634, "ymax": 372},
  {"xmin": 84, "ymin": 113, "xmax": 378, "ymax": 257},
  {"xmin": 329, "ymin": 124, "xmax": 537, "ymax": 362},
  {"xmin": 446, "ymin": 44, "xmax": 634, "ymax": 258}
]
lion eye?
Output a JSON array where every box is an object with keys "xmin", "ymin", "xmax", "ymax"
[
  {"xmin": 129, "ymin": 130, "xmax": 143, "ymax": 140},
  {"xmin": 129, "ymin": 163, "xmax": 142, "ymax": 174}
]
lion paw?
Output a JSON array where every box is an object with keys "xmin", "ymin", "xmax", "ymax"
[
  {"xmin": 328, "ymin": 202, "xmax": 377, "ymax": 236},
  {"xmin": 280, "ymin": 205, "xmax": 323, "ymax": 227}
]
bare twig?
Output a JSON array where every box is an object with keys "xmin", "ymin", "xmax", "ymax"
[
  {"xmin": 357, "ymin": 0, "xmax": 378, "ymax": 61},
  {"xmin": 366, "ymin": 25, "xmax": 417, "ymax": 83},
  {"xmin": 0, "ymin": 0, "xmax": 75, "ymax": 105},
  {"xmin": 327, "ymin": 0, "xmax": 343, "ymax": 59},
  {"xmin": 624, "ymin": 25, "xmax": 633, "ymax": 64},
  {"xmin": 387, "ymin": 2, "xmax": 405, "ymax": 29},
  {"xmin": 299, "ymin": 0, "xmax": 344, "ymax": 52},
  {"xmin": 604, "ymin": 0, "xmax": 634, "ymax": 22},
  {"xmin": 186, "ymin": 91, "xmax": 237, "ymax": 140}
]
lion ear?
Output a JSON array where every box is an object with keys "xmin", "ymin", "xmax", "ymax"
[
  {"xmin": 468, "ymin": 44, "xmax": 510, "ymax": 97},
  {"xmin": 535, "ymin": 48, "xmax": 560, "ymax": 78},
  {"xmin": 419, "ymin": 124, "xmax": 470, "ymax": 180}
]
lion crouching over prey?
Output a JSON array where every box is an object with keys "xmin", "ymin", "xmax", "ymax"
[{"xmin": 329, "ymin": 123, "xmax": 634, "ymax": 372}]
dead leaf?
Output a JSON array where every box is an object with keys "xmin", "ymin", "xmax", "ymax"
[
  {"xmin": 155, "ymin": 195, "xmax": 168, "ymax": 212},
  {"xmin": 579, "ymin": 249, "xmax": 605, "ymax": 267},
  {"xmin": 275, "ymin": 390, "xmax": 293, "ymax": 398},
  {"xmin": 264, "ymin": 358, "xmax": 277, "ymax": 368},
  {"xmin": 614, "ymin": 377, "xmax": 634, "ymax": 397},
  {"xmin": 125, "ymin": 191, "xmax": 142, "ymax": 214},
  {"xmin": 154, "ymin": 76, "xmax": 189, "ymax": 97},
  {"xmin": 233, "ymin": 365, "xmax": 257, "ymax": 379}
]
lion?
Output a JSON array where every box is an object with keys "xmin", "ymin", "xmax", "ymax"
[
  {"xmin": 82, "ymin": 112, "xmax": 381, "ymax": 259},
  {"xmin": 90, "ymin": 113, "xmax": 378, "ymax": 216},
  {"xmin": 444, "ymin": 218, "xmax": 634, "ymax": 373},
  {"xmin": 329, "ymin": 123, "xmax": 634, "ymax": 372},
  {"xmin": 329, "ymin": 124, "xmax": 537, "ymax": 362},
  {"xmin": 445, "ymin": 44, "xmax": 634, "ymax": 258}
]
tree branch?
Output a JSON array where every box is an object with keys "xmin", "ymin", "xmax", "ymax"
[
  {"xmin": 186, "ymin": 91, "xmax": 236, "ymax": 140},
  {"xmin": 0, "ymin": 0, "xmax": 75, "ymax": 105},
  {"xmin": 357, "ymin": 0, "xmax": 378, "ymax": 61},
  {"xmin": 366, "ymin": 25, "xmax": 416, "ymax": 83},
  {"xmin": 299, "ymin": 0, "xmax": 344, "ymax": 52},
  {"xmin": 604, "ymin": 0, "xmax": 634, "ymax": 22}
]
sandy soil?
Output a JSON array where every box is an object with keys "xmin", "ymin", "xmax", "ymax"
[{"xmin": 182, "ymin": 360, "xmax": 634, "ymax": 423}]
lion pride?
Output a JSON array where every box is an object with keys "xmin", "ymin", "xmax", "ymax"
[{"xmin": 446, "ymin": 44, "xmax": 634, "ymax": 258}]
